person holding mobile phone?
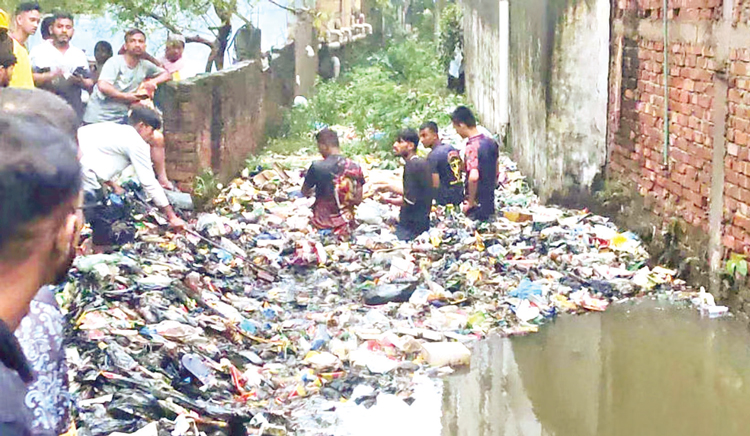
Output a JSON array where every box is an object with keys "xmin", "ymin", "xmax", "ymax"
[
  {"xmin": 83, "ymin": 28, "xmax": 170, "ymax": 125},
  {"xmin": 30, "ymin": 12, "xmax": 92, "ymax": 119}
]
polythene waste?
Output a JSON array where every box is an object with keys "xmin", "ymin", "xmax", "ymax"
[{"xmin": 60, "ymin": 151, "xmax": 710, "ymax": 436}]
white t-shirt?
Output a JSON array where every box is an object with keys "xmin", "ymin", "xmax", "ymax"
[
  {"xmin": 78, "ymin": 122, "xmax": 169, "ymax": 207},
  {"xmin": 30, "ymin": 40, "xmax": 89, "ymax": 77}
]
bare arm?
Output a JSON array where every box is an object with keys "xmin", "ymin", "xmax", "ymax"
[
  {"xmin": 431, "ymin": 173, "xmax": 440, "ymax": 189},
  {"xmin": 374, "ymin": 182, "xmax": 403, "ymax": 196},
  {"xmin": 159, "ymin": 204, "xmax": 185, "ymax": 229},
  {"xmin": 149, "ymin": 131, "xmax": 174, "ymax": 190},
  {"xmin": 142, "ymin": 52, "xmax": 163, "ymax": 67},
  {"xmin": 140, "ymin": 69, "xmax": 172, "ymax": 96},
  {"xmin": 32, "ymin": 69, "xmax": 63, "ymax": 86},
  {"xmin": 98, "ymin": 80, "xmax": 142, "ymax": 104},
  {"xmin": 465, "ymin": 169, "xmax": 480, "ymax": 207},
  {"xmin": 69, "ymin": 74, "xmax": 94, "ymax": 92},
  {"xmin": 148, "ymin": 69, "xmax": 172, "ymax": 86},
  {"xmin": 383, "ymin": 196, "xmax": 404, "ymax": 207}
]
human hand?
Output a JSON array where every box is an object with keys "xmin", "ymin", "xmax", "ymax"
[
  {"xmin": 124, "ymin": 92, "xmax": 147, "ymax": 104},
  {"xmin": 141, "ymin": 80, "xmax": 157, "ymax": 95},
  {"xmin": 169, "ymin": 216, "xmax": 187, "ymax": 231},
  {"xmin": 111, "ymin": 183, "xmax": 126, "ymax": 196},
  {"xmin": 462, "ymin": 200, "xmax": 476, "ymax": 214},
  {"xmin": 159, "ymin": 177, "xmax": 175, "ymax": 191}
]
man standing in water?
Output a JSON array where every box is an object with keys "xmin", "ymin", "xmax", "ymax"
[
  {"xmin": 375, "ymin": 128, "xmax": 434, "ymax": 240},
  {"xmin": 302, "ymin": 128, "xmax": 365, "ymax": 238},
  {"xmin": 451, "ymin": 106, "xmax": 499, "ymax": 221},
  {"xmin": 419, "ymin": 121, "xmax": 464, "ymax": 207}
]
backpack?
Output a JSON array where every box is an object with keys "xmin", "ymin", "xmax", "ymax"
[{"xmin": 333, "ymin": 158, "xmax": 364, "ymax": 220}]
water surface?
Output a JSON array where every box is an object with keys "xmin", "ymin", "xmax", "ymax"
[{"xmin": 443, "ymin": 300, "xmax": 750, "ymax": 436}]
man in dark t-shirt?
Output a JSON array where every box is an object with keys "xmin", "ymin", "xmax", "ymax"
[
  {"xmin": 452, "ymin": 106, "xmax": 499, "ymax": 221},
  {"xmin": 419, "ymin": 121, "xmax": 464, "ymax": 206},
  {"xmin": 302, "ymin": 128, "xmax": 365, "ymax": 237},
  {"xmin": 375, "ymin": 128, "xmax": 433, "ymax": 240}
]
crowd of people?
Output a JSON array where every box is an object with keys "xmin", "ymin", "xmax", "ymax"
[
  {"xmin": 303, "ymin": 105, "xmax": 500, "ymax": 242},
  {"xmin": 0, "ymin": 3, "xmax": 192, "ymax": 435},
  {"xmin": 0, "ymin": 3, "xmax": 499, "ymax": 435}
]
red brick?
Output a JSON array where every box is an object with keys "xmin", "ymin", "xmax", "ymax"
[
  {"xmin": 727, "ymin": 196, "xmax": 739, "ymax": 213},
  {"xmin": 740, "ymin": 187, "xmax": 750, "ymax": 203},
  {"xmin": 729, "ymin": 88, "xmax": 743, "ymax": 103},
  {"xmin": 697, "ymin": 95, "xmax": 712, "ymax": 109},
  {"xmin": 732, "ymin": 61, "xmax": 749, "ymax": 76},
  {"xmin": 693, "ymin": 131, "xmax": 705, "ymax": 144},
  {"xmin": 723, "ymin": 234, "xmax": 736, "ymax": 249},
  {"xmin": 738, "ymin": 117, "xmax": 749, "ymax": 132},
  {"xmin": 727, "ymin": 168, "xmax": 741, "ymax": 185},
  {"xmin": 733, "ymin": 212, "xmax": 750, "ymax": 229},
  {"xmin": 737, "ymin": 131, "xmax": 749, "ymax": 146}
]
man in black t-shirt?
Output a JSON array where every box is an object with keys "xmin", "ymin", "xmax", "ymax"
[
  {"xmin": 302, "ymin": 128, "xmax": 365, "ymax": 237},
  {"xmin": 419, "ymin": 121, "xmax": 464, "ymax": 206},
  {"xmin": 375, "ymin": 128, "xmax": 433, "ymax": 240}
]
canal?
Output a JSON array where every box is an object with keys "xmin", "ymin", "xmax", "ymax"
[{"xmin": 325, "ymin": 299, "xmax": 750, "ymax": 436}]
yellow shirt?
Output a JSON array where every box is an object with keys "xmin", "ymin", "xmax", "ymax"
[{"xmin": 9, "ymin": 39, "xmax": 34, "ymax": 89}]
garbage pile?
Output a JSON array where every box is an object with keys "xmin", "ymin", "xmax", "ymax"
[{"xmin": 62, "ymin": 152, "xmax": 706, "ymax": 436}]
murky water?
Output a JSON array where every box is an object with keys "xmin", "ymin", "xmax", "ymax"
[
  {"xmin": 325, "ymin": 299, "xmax": 750, "ymax": 436},
  {"xmin": 443, "ymin": 300, "xmax": 750, "ymax": 436}
]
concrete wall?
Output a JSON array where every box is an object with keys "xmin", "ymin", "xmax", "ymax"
[
  {"xmin": 463, "ymin": 0, "xmax": 610, "ymax": 201},
  {"xmin": 462, "ymin": 0, "xmax": 508, "ymax": 135},
  {"xmin": 161, "ymin": 47, "xmax": 295, "ymax": 187},
  {"xmin": 294, "ymin": 13, "xmax": 319, "ymax": 97}
]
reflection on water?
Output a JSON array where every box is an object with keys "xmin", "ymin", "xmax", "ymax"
[{"xmin": 443, "ymin": 300, "xmax": 750, "ymax": 436}]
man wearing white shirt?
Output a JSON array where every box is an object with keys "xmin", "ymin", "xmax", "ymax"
[
  {"xmin": 30, "ymin": 12, "xmax": 92, "ymax": 117},
  {"xmin": 79, "ymin": 105, "xmax": 185, "ymax": 251}
]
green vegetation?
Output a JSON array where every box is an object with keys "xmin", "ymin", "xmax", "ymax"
[
  {"xmin": 192, "ymin": 169, "xmax": 222, "ymax": 211},
  {"xmin": 438, "ymin": 3, "xmax": 463, "ymax": 74},
  {"xmin": 267, "ymin": 36, "xmax": 466, "ymax": 160},
  {"xmin": 725, "ymin": 252, "xmax": 748, "ymax": 277}
]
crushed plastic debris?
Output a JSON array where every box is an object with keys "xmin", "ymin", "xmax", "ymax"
[{"xmin": 60, "ymin": 151, "xmax": 713, "ymax": 436}]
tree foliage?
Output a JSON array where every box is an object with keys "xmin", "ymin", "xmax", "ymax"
[
  {"xmin": 438, "ymin": 2, "xmax": 462, "ymax": 73},
  {"xmin": 4, "ymin": 0, "xmax": 270, "ymax": 72},
  {"xmin": 270, "ymin": 36, "xmax": 466, "ymax": 159},
  {"xmin": 98, "ymin": 0, "xmax": 242, "ymax": 71}
]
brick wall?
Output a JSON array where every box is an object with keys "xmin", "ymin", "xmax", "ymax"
[
  {"xmin": 609, "ymin": 37, "xmax": 717, "ymax": 229},
  {"xmin": 614, "ymin": 0, "xmax": 721, "ymax": 19},
  {"xmin": 606, "ymin": 0, "xmax": 750, "ymax": 270},
  {"xmin": 733, "ymin": 0, "xmax": 750, "ymax": 23},
  {"xmin": 723, "ymin": 48, "xmax": 750, "ymax": 250},
  {"xmin": 160, "ymin": 48, "xmax": 295, "ymax": 187}
]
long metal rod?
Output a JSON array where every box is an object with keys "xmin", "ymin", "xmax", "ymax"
[{"xmin": 663, "ymin": 0, "xmax": 670, "ymax": 166}]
